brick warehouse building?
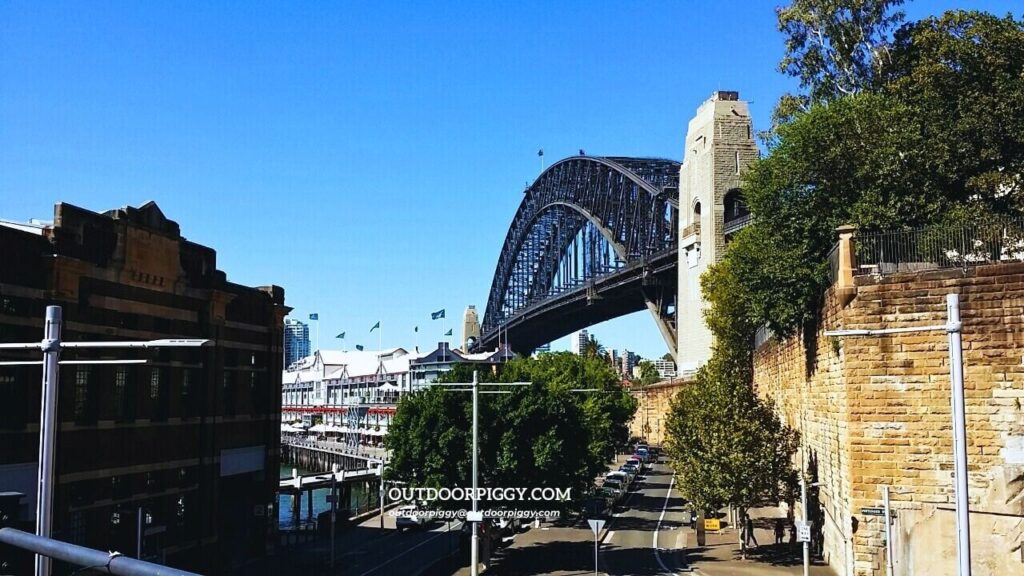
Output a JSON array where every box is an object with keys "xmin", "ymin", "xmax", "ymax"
[{"xmin": 0, "ymin": 201, "xmax": 289, "ymax": 573}]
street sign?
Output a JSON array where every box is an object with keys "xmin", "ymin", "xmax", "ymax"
[
  {"xmin": 861, "ymin": 507, "xmax": 885, "ymax": 517},
  {"xmin": 704, "ymin": 518, "xmax": 720, "ymax": 531},
  {"xmin": 587, "ymin": 519, "xmax": 606, "ymax": 536},
  {"xmin": 466, "ymin": 511, "xmax": 483, "ymax": 522},
  {"xmin": 796, "ymin": 520, "xmax": 812, "ymax": 543}
]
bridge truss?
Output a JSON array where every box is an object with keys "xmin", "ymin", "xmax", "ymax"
[{"xmin": 481, "ymin": 155, "xmax": 681, "ymax": 354}]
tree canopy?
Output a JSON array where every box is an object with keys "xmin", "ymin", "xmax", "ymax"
[{"xmin": 384, "ymin": 353, "xmax": 636, "ymax": 510}]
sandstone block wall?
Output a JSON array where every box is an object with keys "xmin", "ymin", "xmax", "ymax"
[
  {"xmin": 628, "ymin": 379, "xmax": 691, "ymax": 446},
  {"xmin": 754, "ymin": 263, "xmax": 1024, "ymax": 576}
]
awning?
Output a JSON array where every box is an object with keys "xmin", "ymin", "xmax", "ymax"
[{"xmin": 309, "ymin": 424, "xmax": 328, "ymax": 433}]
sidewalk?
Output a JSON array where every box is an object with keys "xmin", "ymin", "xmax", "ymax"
[{"xmin": 686, "ymin": 506, "xmax": 836, "ymax": 576}]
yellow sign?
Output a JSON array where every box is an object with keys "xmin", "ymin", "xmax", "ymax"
[{"xmin": 704, "ymin": 518, "xmax": 721, "ymax": 531}]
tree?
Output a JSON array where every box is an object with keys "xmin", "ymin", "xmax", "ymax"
[
  {"xmin": 665, "ymin": 355, "xmax": 798, "ymax": 557},
  {"xmin": 384, "ymin": 354, "xmax": 636, "ymax": 511},
  {"xmin": 582, "ymin": 334, "xmax": 606, "ymax": 362},
  {"xmin": 636, "ymin": 360, "xmax": 661, "ymax": 387},
  {"xmin": 776, "ymin": 0, "xmax": 906, "ymax": 107}
]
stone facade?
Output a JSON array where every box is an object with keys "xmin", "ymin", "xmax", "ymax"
[
  {"xmin": 628, "ymin": 378, "xmax": 691, "ymax": 446},
  {"xmin": 754, "ymin": 262, "xmax": 1024, "ymax": 576},
  {"xmin": 677, "ymin": 91, "xmax": 759, "ymax": 373}
]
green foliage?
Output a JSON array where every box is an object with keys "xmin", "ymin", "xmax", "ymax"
[
  {"xmin": 776, "ymin": 0, "xmax": 905, "ymax": 104},
  {"xmin": 720, "ymin": 10, "xmax": 1024, "ymax": 336},
  {"xmin": 384, "ymin": 353, "xmax": 636, "ymax": 509},
  {"xmin": 665, "ymin": 354, "xmax": 799, "ymax": 513},
  {"xmin": 636, "ymin": 360, "xmax": 661, "ymax": 387}
]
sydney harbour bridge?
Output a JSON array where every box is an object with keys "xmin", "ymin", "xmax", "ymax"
[{"xmin": 478, "ymin": 155, "xmax": 682, "ymax": 356}]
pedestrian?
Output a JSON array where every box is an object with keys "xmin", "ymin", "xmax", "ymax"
[
  {"xmin": 789, "ymin": 522, "xmax": 797, "ymax": 545},
  {"xmin": 774, "ymin": 518, "xmax": 785, "ymax": 545},
  {"xmin": 744, "ymin": 514, "xmax": 758, "ymax": 548}
]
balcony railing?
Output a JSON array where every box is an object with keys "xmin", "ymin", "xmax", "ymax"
[
  {"xmin": 723, "ymin": 213, "xmax": 753, "ymax": 236},
  {"xmin": 681, "ymin": 222, "xmax": 701, "ymax": 242}
]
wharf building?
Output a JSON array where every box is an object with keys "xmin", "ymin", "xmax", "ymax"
[
  {"xmin": 281, "ymin": 342, "xmax": 512, "ymax": 442},
  {"xmin": 0, "ymin": 202, "xmax": 288, "ymax": 574}
]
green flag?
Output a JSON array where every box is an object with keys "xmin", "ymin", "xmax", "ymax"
[
  {"xmin": 444, "ymin": 329, "xmax": 452, "ymax": 336},
  {"xmin": 355, "ymin": 345, "xmax": 364, "ymax": 351},
  {"xmin": 370, "ymin": 321, "xmax": 380, "ymax": 332},
  {"xmin": 336, "ymin": 332, "xmax": 345, "ymax": 339},
  {"xmin": 414, "ymin": 326, "xmax": 418, "ymax": 333}
]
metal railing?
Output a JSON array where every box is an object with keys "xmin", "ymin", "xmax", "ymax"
[
  {"xmin": 854, "ymin": 218, "xmax": 1024, "ymax": 277},
  {"xmin": 0, "ymin": 528, "xmax": 200, "ymax": 576},
  {"xmin": 723, "ymin": 213, "xmax": 753, "ymax": 236},
  {"xmin": 826, "ymin": 242, "xmax": 841, "ymax": 284}
]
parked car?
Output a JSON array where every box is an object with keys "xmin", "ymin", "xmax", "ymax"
[
  {"xmin": 620, "ymin": 462, "xmax": 640, "ymax": 480},
  {"xmin": 601, "ymin": 478, "xmax": 625, "ymax": 503},
  {"xmin": 395, "ymin": 504, "xmax": 425, "ymax": 531},
  {"xmin": 605, "ymin": 470, "xmax": 631, "ymax": 489},
  {"xmin": 460, "ymin": 518, "xmax": 505, "ymax": 549},
  {"xmin": 628, "ymin": 455, "xmax": 646, "ymax": 472},
  {"xmin": 636, "ymin": 447, "xmax": 651, "ymax": 463}
]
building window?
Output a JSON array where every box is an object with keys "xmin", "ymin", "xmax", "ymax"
[
  {"xmin": 181, "ymin": 369, "xmax": 198, "ymax": 419},
  {"xmin": 150, "ymin": 368, "xmax": 167, "ymax": 422},
  {"xmin": 223, "ymin": 372, "xmax": 237, "ymax": 417},
  {"xmin": 74, "ymin": 366, "xmax": 96, "ymax": 425},
  {"xmin": 734, "ymin": 151, "xmax": 740, "ymax": 174},
  {"xmin": 112, "ymin": 367, "xmax": 135, "ymax": 423},
  {"xmin": 0, "ymin": 369, "xmax": 26, "ymax": 430}
]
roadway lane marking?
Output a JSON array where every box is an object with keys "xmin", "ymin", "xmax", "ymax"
[
  {"xmin": 606, "ymin": 530, "xmax": 615, "ymax": 543},
  {"xmin": 358, "ymin": 521, "xmax": 463, "ymax": 576},
  {"xmin": 654, "ymin": 474, "xmax": 676, "ymax": 574}
]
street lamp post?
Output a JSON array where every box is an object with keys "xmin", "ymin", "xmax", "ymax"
[
  {"xmin": 825, "ymin": 293, "xmax": 971, "ymax": 576},
  {"xmin": 0, "ymin": 305, "xmax": 210, "ymax": 576},
  {"xmin": 437, "ymin": 372, "xmax": 529, "ymax": 576}
]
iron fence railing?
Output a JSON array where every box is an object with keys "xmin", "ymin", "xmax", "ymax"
[
  {"xmin": 723, "ymin": 213, "xmax": 753, "ymax": 236},
  {"xmin": 854, "ymin": 218, "xmax": 1024, "ymax": 276},
  {"xmin": 826, "ymin": 242, "xmax": 841, "ymax": 284}
]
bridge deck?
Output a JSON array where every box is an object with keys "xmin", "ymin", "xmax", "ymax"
[{"xmin": 278, "ymin": 468, "xmax": 380, "ymax": 493}]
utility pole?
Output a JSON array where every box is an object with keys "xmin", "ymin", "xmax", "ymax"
[
  {"xmin": 471, "ymin": 371, "xmax": 479, "ymax": 576},
  {"xmin": 0, "ymin": 305, "xmax": 210, "ymax": 576}
]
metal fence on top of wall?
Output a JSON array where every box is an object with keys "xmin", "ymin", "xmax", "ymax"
[{"xmin": 853, "ymin": 218, "xmax": 1024, "ymax": 277}]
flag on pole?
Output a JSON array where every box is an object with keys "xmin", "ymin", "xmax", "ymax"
[
  {"xmin": 370, "ymin": 321, "xmax": 380, "ymax": 332},
  {"xmin": 336, "ymin": 332, "xmax": 345, "ymax": 339},
  {"xmin": 537, "ymin": 148, "xmax": 544, "ymax": 157},
  {"xmin": 431, "ymin": 309, "xmax": 445, "ymax": 320},
  {"xmin": 309, "ymin": 313, "xmax": 319, "ymax": 321},
  {"xmin": 414, "ymin": 326, "xmax": 418, "ymax": 333},
  {"xmin": 444, "ymin": 329, "xmax": 452, "ymax": 336},
  {"xmin": 356, "ymin": 345, "xmax": 364, "ymax": 351}
]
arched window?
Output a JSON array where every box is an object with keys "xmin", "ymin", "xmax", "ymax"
[
  {"xmin": 693, "ymin": 201, "xmax": 701, "ymax": 220},
  {"xmin": 723, "ymin": 189, "xmax": 748, "ymax": 223}
]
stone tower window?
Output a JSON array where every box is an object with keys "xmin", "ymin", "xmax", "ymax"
[{"xmin": 735, "ymin": 151, "xmax": 740, "ymax": 174}]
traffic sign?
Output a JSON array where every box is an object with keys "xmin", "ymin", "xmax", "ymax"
[
  {"xmin": 861, "ymin": 507, "xmax": 885, "ymax": 517},
  {"xmin": 588, "ymin": 519, "xmax": 606, "ymax": 536},
  {"xmin": 704, "ymin": 518, "xmax": 721, "ymax": 531},
  {"xmin": 796, "ymin": 520, "xmax": 812, "ymax": 543},
  {"xmin": 466, "ymin": 511, "xmax": 483, "ymax": 522}
]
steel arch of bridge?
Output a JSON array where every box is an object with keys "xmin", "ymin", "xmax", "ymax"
[{"xmin": 481, "ymin": 155, "xmax": 680, "ymax": 354}]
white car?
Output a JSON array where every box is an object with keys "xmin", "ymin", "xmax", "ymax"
[{"xmin": 395, "ymin": 504, "xmax": 423, "ymax": 530}]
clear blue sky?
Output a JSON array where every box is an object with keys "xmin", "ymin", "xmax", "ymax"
[{"xmin": 1, "ymin": 1, "xmax": 1017, "ymax": 359}]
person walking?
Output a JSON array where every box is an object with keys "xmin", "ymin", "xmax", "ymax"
[
  {"xmin": 774, "ymin": 518, "xmax": 785, "ymax": 545},
  {"xmin": 744, "ymin": 514, "xmax": 759, "ymax": 548}
]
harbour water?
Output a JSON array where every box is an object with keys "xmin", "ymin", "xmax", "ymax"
[{"xmin": 277, "ymin": 464, "xmax": 372, "ymax": 529}]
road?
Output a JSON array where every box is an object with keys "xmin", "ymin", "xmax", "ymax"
[{"xmin": 445, "ymin": 458, "xmax": 688, "ymax": 575}]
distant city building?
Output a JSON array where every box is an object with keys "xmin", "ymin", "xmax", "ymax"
[
  {"xmin": 620, "ymin": 350, "xmax": 638, "ymax": 376},
  {"xmin": 0, "ymin": 202, "xmax": 288, "ymax": 573},
  {"xmin": 570, "ymin": 329, "xmax": 589, "ymax": 355},
  {"xmin": 653, "ymin": 359, "xmax": 677, "ymax": 379},
  {"xmin": 284, "ymin": 318, "xmax": 311, "ymax": 367},
  {"xmin": 533, "ymin": 342, "xmax": 551, "ymax": 356},
  {"xmin": 462, "ymin": 305, "xmax": 481, "ymax": 351}
]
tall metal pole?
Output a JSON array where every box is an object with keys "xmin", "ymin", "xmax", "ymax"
[
  {"xmin": 136, "ymin": 507, "xmax": 143, "ymax": 559},
  {"xmin": 35, "ymin": 305, "xmax": 62, "ymax": 576},
  {"xmin": 471, "ymin": 371, "xmax": 480, "ymax": 576},
  {"xmin": 379, "ymin": 461, "xmax": 385, "ymax": 530},
  {"xmin": 801, "ymin": 475, "xmax": 809, "ymax": 576},
  {"xmin": 946, "ymin": 294, "xmax": 972, "ymax": 576},
  {"xmin": 883, "ymin": 486, "xmax": 894, "ymax": 576},
  {"xmin": 330, "ymin": 464, "xmax": 338, "ymax": 568}
]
